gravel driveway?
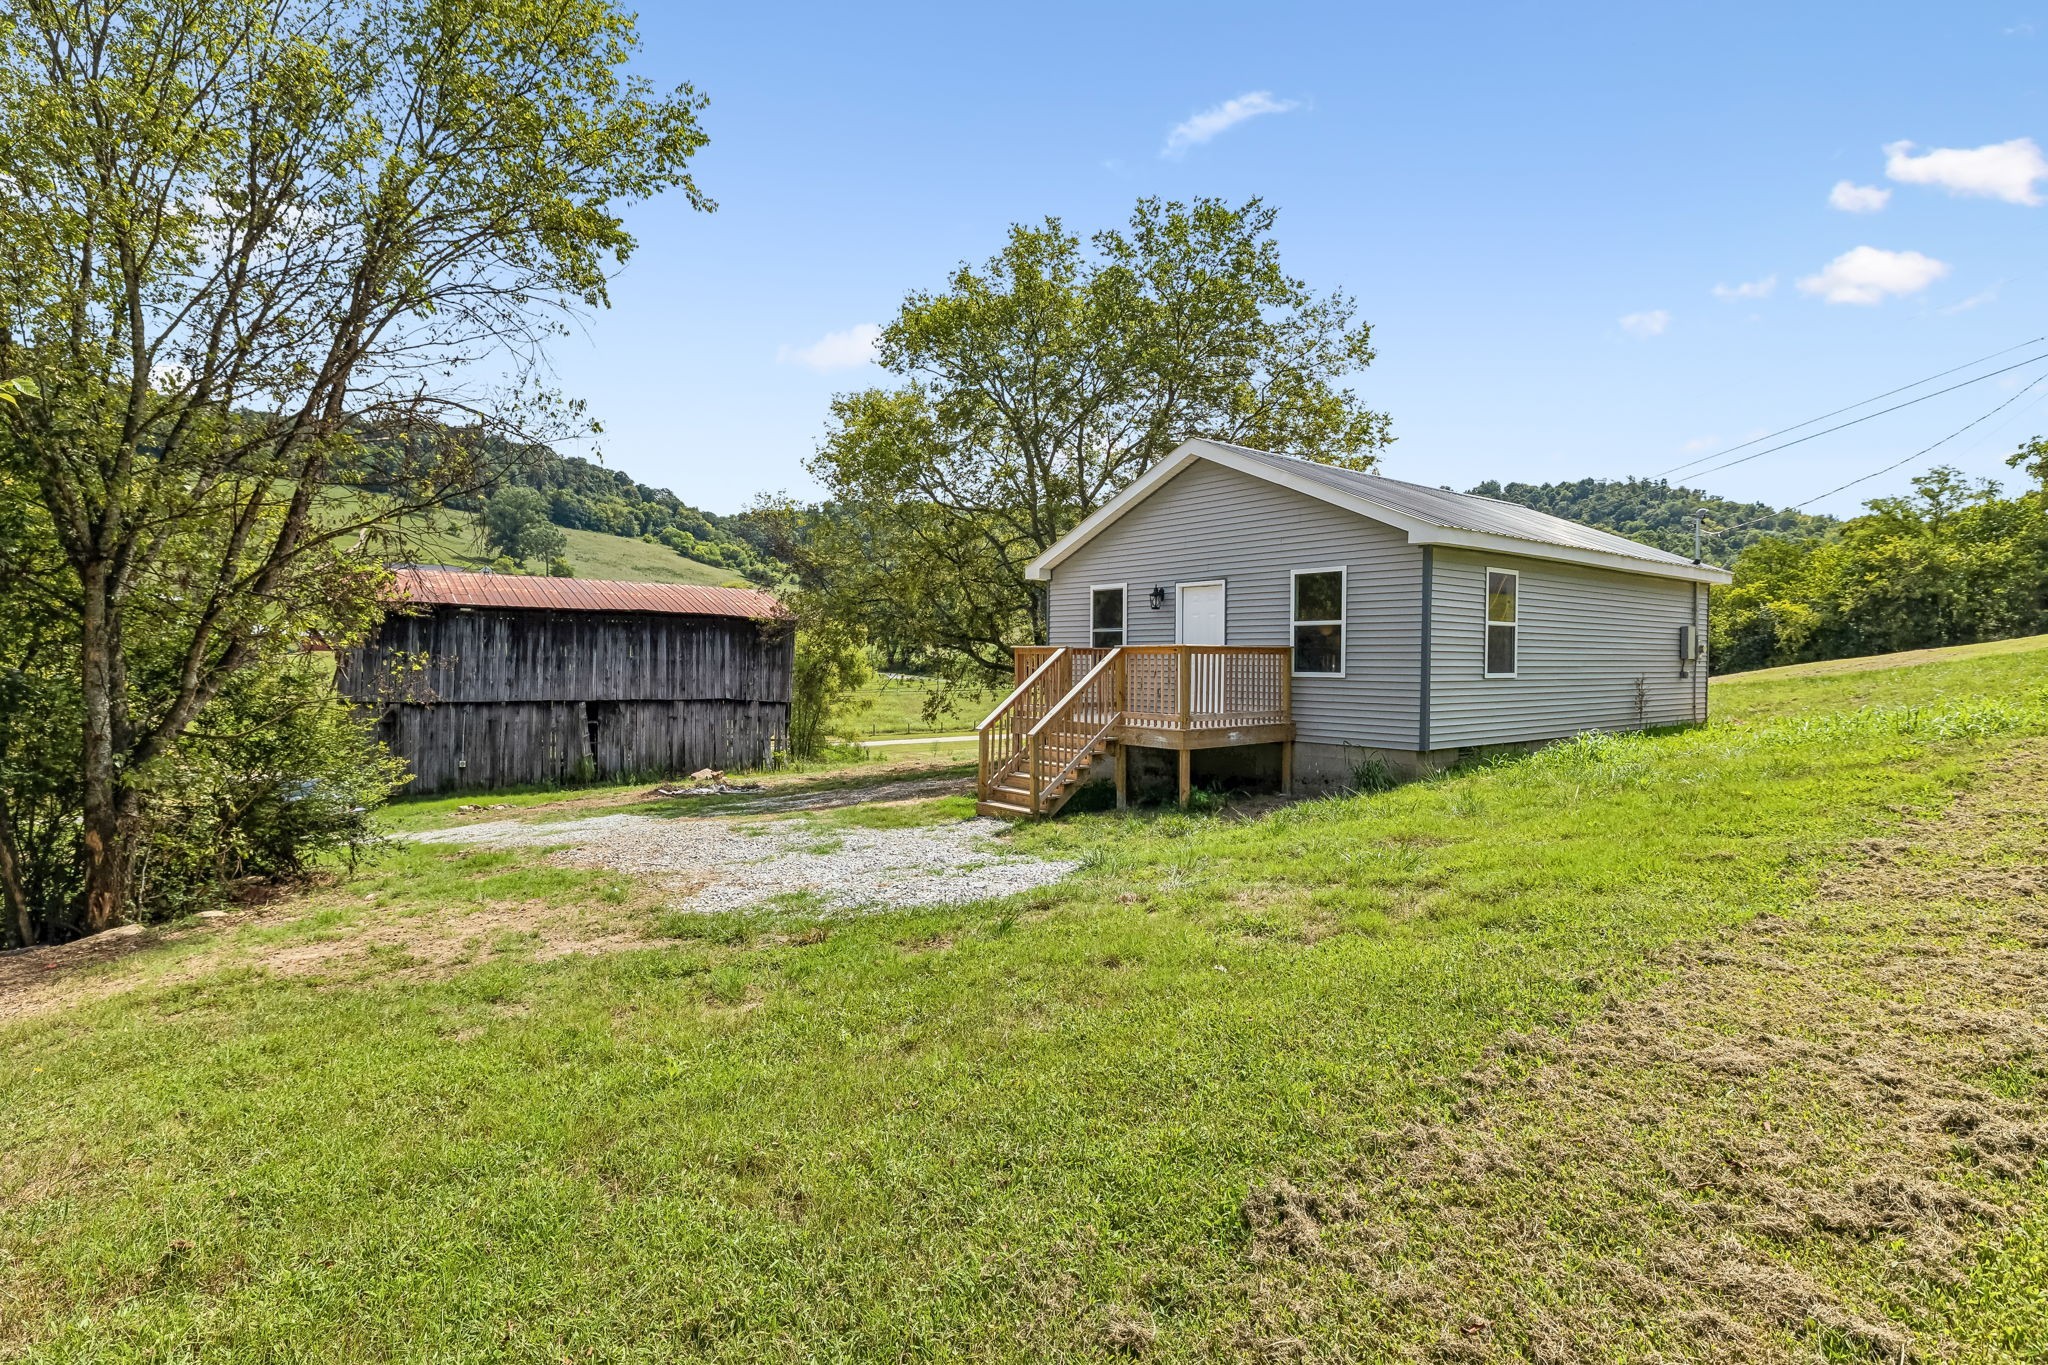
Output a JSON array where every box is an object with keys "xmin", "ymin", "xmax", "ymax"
[{"xmin": 412, "ymin": 811, "xmax": 1080, "ymax": 914}]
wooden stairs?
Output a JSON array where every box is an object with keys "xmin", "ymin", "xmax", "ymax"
[
  {"xmin": 975, "ymin": 647, "xmax": 1122, "ymax": 819},
  {"xmin": 976, "ymin": 732, "xmax": 1114, "ymax": 818},
  {"xmin": 975, "ymin": 643, "xmax": 1296, "ymax": 819}
]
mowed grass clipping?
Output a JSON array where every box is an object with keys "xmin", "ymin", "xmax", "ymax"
[{"xmin": 1, "ymin": 643, "xmax": 2045, "ymax": 1360}]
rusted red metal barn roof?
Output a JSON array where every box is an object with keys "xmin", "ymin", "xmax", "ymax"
[{"xmin": 390, "ymin": 568, "xmax": 788, "ymax": 620}]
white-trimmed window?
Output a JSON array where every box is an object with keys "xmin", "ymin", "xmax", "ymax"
[
  {"xmin": 1291, "ymin": 567, "xmax": 1345, "ymax": 676},
  {"xmin": 1089, "ymin": 584, "xmax": 1126, "ymax": 648},
  {"xmin": 1484, "ymin": 568, "xmax": 1518, "ymax": 678}
]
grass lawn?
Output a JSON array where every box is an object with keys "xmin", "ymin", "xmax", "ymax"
[
  {"xmin": 3, "ymin": 640, "xmax": 2047, "ymax": 1360},
  {"xmin": 834, "ymin": 673, "xmax": 992, "ymax": 741}
]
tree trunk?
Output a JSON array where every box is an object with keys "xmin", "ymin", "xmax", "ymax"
[
  {"xmin": 79, "ymin": 561, "xmax": 129, "ymax": 933},
  {"xmin": 0, "ymin": 800, "xmax": 32, "ymax": 947}
]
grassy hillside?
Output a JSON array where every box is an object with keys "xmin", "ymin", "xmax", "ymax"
[
  {"xmin": 4, "ymin": 639, "xmax": 2046, "ymax": 1359},
  {"xmin": 384, "ymin": 509, "xmax": 744, "ymax": 585}
]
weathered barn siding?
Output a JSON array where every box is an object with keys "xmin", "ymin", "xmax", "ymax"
[
  {"xmin": 1047, "ymin": 459, "xmax": 1425, "ymax": 749},
  {"xmin": 376, "ymin": 698, "xmax": 786, "ymax": 793},
  {"xmin": 347, "ymin": 609, "xmax": 791, "ymax": 706},
  {"xmin": 1426, "ymin": 548, "xmax": 1703, "ymax": 748},
  {"xmin": 340, "ymin": 606, "xmax": 791, "ymax": 794}
]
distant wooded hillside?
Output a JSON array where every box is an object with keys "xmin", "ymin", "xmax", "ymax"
[
  {"xmin": 1465, "ymin": 477, "xmax": 1835, "ymax": 561},
  {"xmin": 470, "ymin": 448, "xmax": 781, "ymax": 582}
]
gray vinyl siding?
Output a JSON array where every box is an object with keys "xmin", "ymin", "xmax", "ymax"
[
  {"xmin": 1047, "ymin": 460, "xmax": 1424, "ymax": 748},
  {"xmin": 1426, "ymin": 548, "xmax": 1702, "ymax": 748}
]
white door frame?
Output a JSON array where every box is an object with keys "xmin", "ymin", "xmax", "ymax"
[{"xmin": 1175, "ymin": 579, "xmax": 1227, "ymax": 645}]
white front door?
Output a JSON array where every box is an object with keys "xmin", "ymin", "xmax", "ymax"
[{"xmin": 1177, "ymin": 581, "xmax": 1226, "ymax": 645}]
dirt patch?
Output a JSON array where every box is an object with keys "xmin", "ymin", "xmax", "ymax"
[
  {"xmin": 1222, "ymin": 748, "xmax": 2048, "ymax": 1361},
  {"xmin": 0, "ymin": 927, "xmax": 158, "ymax": 1025},
  {"xmin": 0, "ymin": 891, "xmax": 672, "ymax": 1027}
]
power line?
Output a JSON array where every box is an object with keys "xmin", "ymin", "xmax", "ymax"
[
  {"xmin": 1669, "ymin": 351, "xmax": 2048, "ymax": 484},
  {"xmin": 1657, "ymin": 335, "xmax": 2047, "ymax": 479},
  {"xmin": 1709, "ymin": 371, "xmax": 2048, "ymax": 535}
]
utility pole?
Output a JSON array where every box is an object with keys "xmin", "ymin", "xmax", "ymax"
[{"xmin": 1691, "ymin": 508, "xmax": 1708, "ymax": 565}]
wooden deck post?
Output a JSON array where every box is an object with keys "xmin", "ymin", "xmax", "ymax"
[
  {"xmin": 1176, "ymin": 646, "xmax": 1193, "ymax": 807},
  {"xmin": 1113, "ymin": 649, "xmax": 1128, "ymax": 810},
  {"xmin": 1280, "ymin": 663, "xmax": 1294, "ymax": 794},
  {"xmin": 1177, "ymin": 646, "xmax": 1191, "ymax": 729}
]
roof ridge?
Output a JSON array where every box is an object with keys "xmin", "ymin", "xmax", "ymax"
[{"xmin": 1184, "ymin": 439, "xmax": 1709, "ymax": 571}]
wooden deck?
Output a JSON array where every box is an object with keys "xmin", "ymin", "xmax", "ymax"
[{"xmin": 975, "ymin": 646, "xmax": 1293, "ymax": 817}]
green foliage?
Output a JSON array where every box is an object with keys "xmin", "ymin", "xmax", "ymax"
[
  {"xmin": 1711, "ymin": 458, "xmax": 2048, "ymax": 672},
  {"xmin": 1348, "ymin": 755, "xmax": 1398, "ymax": 793},
  {"xmin": 477, "ymin": 487, "xmax": 569, "ymax": 569},
  {"xmin": 775, "ymin": 197, "xmax": 1391, "ymax": 674},
  {"xmin": 1467, "ymin": 476, "xmax": 1836, "ymax": 560},
  {"xmin": 0, "ymin": 0, "xmax": 710, "ymax": 931},
  {"xmin": 129, "ymin": 666, "xmax": 407, "ymax": 915},
  {"xmin": 786, "ymin": 603, "xmax": 876, "ymax": 761},
  {"xmin": 0, "ymin": 648, "xmax": 405, "ymax": 943},
  {"xmin": 428, "ymin": 437, "xmax": 783, "ymax": 582}
]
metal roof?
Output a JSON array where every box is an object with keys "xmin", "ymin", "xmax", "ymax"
[
  {"xmin": 390, "ymin": 568, "xmax": 788, "ymax": 620},
  {"xmin": 1205, "ymin": 441, "xmax": 1712, "ymax": 571}
]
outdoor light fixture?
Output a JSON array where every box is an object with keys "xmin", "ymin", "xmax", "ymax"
[{"xmin": 1149, "ymin": 585, "xmax": 1168, "ymax": 610}]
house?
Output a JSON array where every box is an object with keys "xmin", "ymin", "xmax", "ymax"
[
  {"xmin": 338, "ymin": 569, "xmax": 792, "ymax": 794},
  {"xmin": 975, "ymin": 439, "xmax": 1733, "ymax": 816}
]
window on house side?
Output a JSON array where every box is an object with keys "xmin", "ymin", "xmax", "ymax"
[
  {"xmin": 1090, "ymin": 585, "xmax": 1125, "ymax": 648},
  {"xmin": 1292, "ymin": 568, "xmax": 1345, "ymax": 676},
  {"xmin": 1485, "ymin": 569, "xmax": 1518, "ymax": 678}
]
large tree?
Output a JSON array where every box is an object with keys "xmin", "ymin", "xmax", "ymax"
[
  {"xmin": 778, "ymin": 197, "xmax": 1391, "ymax": 672},
  {"xmin": 0, "ymin": 0, "xmax": 708, "ymax": 933}
]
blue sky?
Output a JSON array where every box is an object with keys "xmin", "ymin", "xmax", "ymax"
[{"xmin": 549, "ymin": 3, "xmax": 2048, "ymax": 518}]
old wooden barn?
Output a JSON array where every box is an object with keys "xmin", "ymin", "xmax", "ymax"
[{"xmin": 339, "ymin": 569, "xmax": 792, "ymax": 794}]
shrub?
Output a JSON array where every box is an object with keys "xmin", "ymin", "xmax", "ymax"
[{"xmin": 785, "ymin": 603, "xmax": 874, "ymax": 761}]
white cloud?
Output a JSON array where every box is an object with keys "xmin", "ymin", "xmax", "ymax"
[
  {"xmin": 1796, "ymin": 246, "xmax": 1950, "ymax": 305},
  {"xmin": 1883, "ymin": 137, "xmax": 2048, "ymax": 205},
  {"xmin": 1619, "ymin": 309, "xmax": 1670, "ymax": 338},
  {"xmin": 777, "ymin": 322, "xmax": 881, "ymax": 371},
  {"xmin": 1829, "ymin": 180, "xmax": 1891, "ymax": 213},
  {"xmin": 1712, "ymin": 275, "xmax": 1777, "ymax": 300},
  {"xmin": 1680, "ymin": 435, "xmax": 1718, "ymax": 454},
  {"xmin": 1162, "ymin": 91, "xmax": 1300, "ymax": 157}
]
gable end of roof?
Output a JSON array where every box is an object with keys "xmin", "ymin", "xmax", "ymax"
[{"xmin": 1026, "ymin": 440, "xmax": 1734, "ymax": 585}]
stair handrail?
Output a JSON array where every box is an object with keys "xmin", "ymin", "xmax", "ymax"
[
  {"xmin": 1023, "ymin": 648, "xmax": 1123, "ymax": 813},
  {"xmin": 1024, "ymin": 647, "xmax": 1122, "ymax": 740},
  {"xmin": 977, "ymin": 647, "xmax": 1069, "ymax": 733},
  {"xmin": 979, "ymin": 647, "xmax": 1069, "ymax": 804}
]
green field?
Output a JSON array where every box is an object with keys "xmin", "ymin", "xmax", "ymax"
[
  {"xmin": 834, "ymin": 673, "xmax": 992, "ymax": 740},
  {"xmin": 377, "ymin": 507, "xmax": 743, "ymax": 586},
  {"xmin": 4, "ymin": 638, "xmax": 2047, "ymax": 1360}
]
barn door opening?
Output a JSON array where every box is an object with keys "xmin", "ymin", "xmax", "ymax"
[{"xmin": 582, "ymin": 701, "xmax": 617, "ymax": 781}]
